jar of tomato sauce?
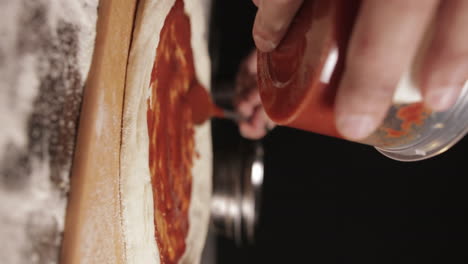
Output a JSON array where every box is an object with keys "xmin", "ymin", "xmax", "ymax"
[{"xmin": 257, "ymin": 0, "xmax": 468, "ymax": 161}]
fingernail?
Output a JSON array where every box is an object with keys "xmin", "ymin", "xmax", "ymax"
[
  {"xmin": 253, "ymin": 34, "xmax": 276, "ymax": 52},
  {"xmin": 336, "ymin": 114, "xmax": 378, "ymax": 141},
  {"xmin": 425, "ymin": 88, "xmax": 458, "ymax": 112}
]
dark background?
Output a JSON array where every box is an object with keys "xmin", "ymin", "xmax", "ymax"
[{"xmin": 209, "ymin": 1, "xmax": 468, "ymax": 263}]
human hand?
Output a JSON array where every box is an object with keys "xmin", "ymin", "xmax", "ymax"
[
  {"xmin": 252, "ymin": 0, "xmax": 468, "ymax": 140},
  {"xmin": 235, "ymin": 50, "xmax": 276, "ymax": 139}
]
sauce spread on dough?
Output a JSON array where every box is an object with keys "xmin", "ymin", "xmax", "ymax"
[{"xmin": 146, "ymin": 0, "xmax": 213, "ymax": 263}]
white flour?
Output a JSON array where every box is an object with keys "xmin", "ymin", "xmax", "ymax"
[{"xmin": 0, "ymin": 0, "xmax": 98, "ymax": 263}]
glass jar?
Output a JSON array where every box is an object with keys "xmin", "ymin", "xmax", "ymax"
[{"xmin": 257, "ymin": 0, "xmax": 468, "ymax": 161}]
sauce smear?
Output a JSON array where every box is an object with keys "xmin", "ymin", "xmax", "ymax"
[
  {"xmin": 146, "ymin": 0, "xmax": 213, "ymax": 263},
  {"xmin": 382, "ymin": 103, "xmax": 430, "ymax": 138}
]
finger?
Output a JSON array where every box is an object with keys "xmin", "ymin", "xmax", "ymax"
[
  {"xmin": 252, "ymin": 0, "xmax": 303, "ymax": 52},
  {"xmin": 236, "ymin": 89, "xmax": 261, "ymax": 116},
  {"xmin": 252, "ymin": 0, "xmax": 259, "ymax": 7},
  {"xmin": 248, "ymin": 91, "xmax": 261, "ymax": 105},
  {"xmin": 239, "ymin": 107, "xmax": 269, "ymax": 139},
  {"xmin": 335, "ymin": 0, "xmax": 438, "ymax": 140},
  {"xmin": 420, "ymin": 0, "xmax": 468, "ymax": 111},
  {"xmin": 235, "ymin": 50, "xmax": 258, "ymax": 102},
  {"xmin": 237, "ymin": 100, "xmax": 255, "ymax": 118},
  {"xmin": 246, "ymin": 50, "xmax": 258, "ymax": 74}
]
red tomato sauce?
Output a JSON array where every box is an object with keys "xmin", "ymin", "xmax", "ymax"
[{"xmin": 145, "ymin": 0, "xmax": 213, "ymax": 263}]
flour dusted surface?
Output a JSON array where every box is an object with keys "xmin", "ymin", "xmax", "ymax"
[{"xmin": 0, "ymin": 0, "xmax": 98, "ymax": 263}]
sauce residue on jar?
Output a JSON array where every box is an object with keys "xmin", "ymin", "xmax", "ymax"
[
  {"xmin": 146, "ymin": 0, "xmax": 213, "ymax": 263},
  {"xmin": 382, "ymin": 103, "xmax": 430, "ymax": 139}
]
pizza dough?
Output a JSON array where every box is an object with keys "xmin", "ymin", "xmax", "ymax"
[{"xmin": 120, "ymin": 0, "xmax": 212, "ymax": 263}]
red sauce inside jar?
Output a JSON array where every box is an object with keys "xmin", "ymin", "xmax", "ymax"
[
  {"xmin": 258, "ymin": 0, "xmax": 359, "ymax": 138},
  {"xmin": 258, "ymin": 0, "xmax": 432, "ymax": 147},
  {"xmin": 146, "ymin": 0, "xmax": 214, "ymax": 263}
]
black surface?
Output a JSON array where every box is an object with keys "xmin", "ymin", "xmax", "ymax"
[{"xmin": 209, "ymin": 1, "xmax": 468, "ymax": 263}]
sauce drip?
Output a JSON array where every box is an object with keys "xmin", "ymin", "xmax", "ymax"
[
  {"xmin": 185, "ymin": 81, "xmax": 224, "ymax": 124},
  {"xmin": 146, "ymin": 0, "xmax": 214, "ymax": 263}
]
